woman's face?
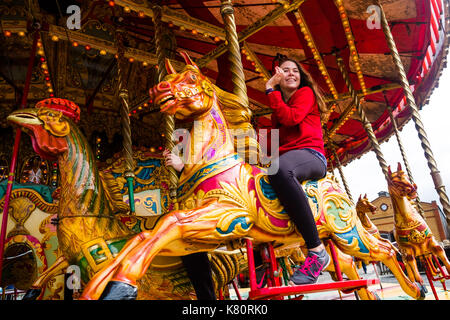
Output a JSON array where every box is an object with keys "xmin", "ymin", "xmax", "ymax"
[{"xmin": 279, "ymin": 60, "xmax": 301, "ymax": 92}]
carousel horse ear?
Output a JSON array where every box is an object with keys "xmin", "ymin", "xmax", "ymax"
[
  {"xmin": 388, "ymin": 166, "xmax": 392, "ymax": 175},
  {"xmin": 397, "ymin": 162, "xmax": 402, "ymax": 172},
  {"xmin": 165, "ymin": 58, "xmax": 177, "ymax": 75},
  {"xmin": 179, "ymin": 51, "xmax": 199, "ymax": 69},
  {"xmin": 364, "ymin": 193, "xmax": 367, "ymax": 199}
]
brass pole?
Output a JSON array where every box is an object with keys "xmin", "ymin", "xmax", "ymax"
[
  {"xmin": 335, "ymin": 56, "xmax": 389, "ymax": 178},
  {"xmin": 220, "ymin": 0, "xmax": 249, "ymax": 109},
  {"xmin": 153, "ymin": 5, "xmax": 178, "ymax": 200},
  {"xmin": 116, "ymin": 30, "xmax": 135, "ymax": 214},
  {"xmin": 383, "ymin": 93, "xmax": 425, "ymax": 217},
  {"xmin": 331, "ymin": 145, "xmax": 353, "ymax": 203},
  {"xmin": 378, "ymin": 2, "xmax": 450, "ymax": 225}
]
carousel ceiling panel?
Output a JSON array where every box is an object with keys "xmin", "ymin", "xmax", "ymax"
[
  {"xmin": 203, "ymin": 0, "xmax": 293, "ymax": 27},
  {"xmin": 350, "ymin": 53, "xmax": 411, "ymax": 81},
  {"xmin": 344, "ymin": 0, "xmax": 417, "ymax": 20},
  {"xmin": 0, "ymin": 0, "xmax": 446, "ymax": 167}
]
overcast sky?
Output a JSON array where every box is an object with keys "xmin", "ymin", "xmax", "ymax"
[{"xmin": 338, "ymin": 53, "xmax": 450, "ymax": 209}]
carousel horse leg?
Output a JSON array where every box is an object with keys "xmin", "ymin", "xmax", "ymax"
[
  {"xmin": 82, "ymin": 204, "xmax": 230, "ymax": 300},
  {"xmin": 23, "ymin": 256, "xmax": 69, "ymax": 300},
  {"xmin": 80, "ymin": 213, "xmax": 181, "ymax": 300},
  {"xmin": 325, "ymin": 241, "xmax": 378, "ymax": 300},
  {"xmin": 430, "ymin": 239, "xmax": 450, "ymax": 275},
  {"xmin": 422, "ymin": 256, "xmax": 439, "ymax": 300}
]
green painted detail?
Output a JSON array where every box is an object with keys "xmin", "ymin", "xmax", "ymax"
[
  {"xmin": 77, "ymin": 238, "xmax": 128, "ymax": 283},
  {"xmin": 326, "ymin": 200, "xmax": 350, "ymax": 229}
]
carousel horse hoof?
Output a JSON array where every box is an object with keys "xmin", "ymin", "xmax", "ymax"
[
  {"xmin": 416, "ymin": 282, "xmax": 427, "ymax": 299},
  {"xmin": 22, "ymin": 288, "xmax": 42, "ymax": 300},
  {"xmin": 99, "ymin": 281, "xmax": 138, "ymax": 300}
]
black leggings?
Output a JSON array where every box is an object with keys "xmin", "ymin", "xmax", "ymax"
[
  {"xmin": 268, "ymin": 149, "xmax": 327, "ymax": 249},
  {"xmin": 181, "ymin": 252, "xmax": 216, "ymax": 300}
]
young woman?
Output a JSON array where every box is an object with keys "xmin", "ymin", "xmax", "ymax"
[{"xmin": 265, "ymin": 56, "xmax": 330, "ymax": 285}]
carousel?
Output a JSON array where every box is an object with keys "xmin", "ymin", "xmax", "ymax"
[{"xmin": 0, "ymin": 0, "xmax": 449, "ymax": 301}]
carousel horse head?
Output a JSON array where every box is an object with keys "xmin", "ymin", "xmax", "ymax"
[
  {"xmin": 387, "ymin": 163, "xmax": 418, "ymax": 199},
  {"xmin": 149, "ymin": 51, "xmax": 216, "ymax": 120},
  {"xmin": 356, "ymin": 194, "xmax": 377, "ymax": 215},
  {"xmin": 7, "ymin": 98, "xmax": 80, "ymax": 161}
]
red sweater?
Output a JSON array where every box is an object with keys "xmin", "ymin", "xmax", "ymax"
[{"xmin": 268, "ymin": 87, "xmax": 325, "ymax": 155}]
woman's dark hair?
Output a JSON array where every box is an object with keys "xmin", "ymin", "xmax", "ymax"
[{"xmin": 272, "ymin": 54, "xmax": 328, "ymax": 122}]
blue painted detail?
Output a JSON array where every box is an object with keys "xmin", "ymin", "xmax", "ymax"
[
  {"xmin": 258, "ymin": 176, "xmax": 287, "ymax": 214},
  {"xmin": 335, "ymin": 226, "xmax": 369, "ymax": 253},
  {"xmin": 177, "ymin": 154, "xmax": 240, "ymax": 197},
  {"xmin": 216, "ymin": 217, "xmax": 252, "ymax": 235},
  {"xmin": 259, "ymin": 176, "xmax": 277, "ymax": 200},
  {"xmin": 113, "ymin": 158, "xmax": 163, "ymax": 194}
]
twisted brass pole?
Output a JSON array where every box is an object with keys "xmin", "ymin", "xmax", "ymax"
[
  {"xmin": 335, "ymin": 56, "xmax": 389, "ymax": 178},
  {"xmin": 378, "ymin": 2, "xmax": 450, "ymax": 225},
  {"xmin": 116, "ymin": 30, "xmax": 135, "ymax": 214},
  {"xmin": 331, "ymin": 144, "xmax": 353, "ymax": 203},
  {"xmin": 153, "ymin": 5, "xmax": 178, "ymax": 200},
  {"xmin": 383, "ymin": 93, "xmax": 425, "ymax": 217},
  {"xmin": 220, "ymin": 0, "xmax": 249, "ymax": 110}
]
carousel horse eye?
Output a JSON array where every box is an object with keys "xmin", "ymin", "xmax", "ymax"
[{"xmin": 190, "ymin": 74, "xmax": 197, "ymax": 81}]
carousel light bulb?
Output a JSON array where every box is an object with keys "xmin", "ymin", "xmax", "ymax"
[
  {"xmin": 129, "ymin": 57, "xmax": 134, "ymax": 63},
  {"xmin": 4, "ymin": 30, "xmax": 11, "ymax": 37},
  {"xmin": 138, "ymin": 11, "xmax": 145, "ymax": 18},
  {"xmin": 51, "ymin": 35, "xmax": 59, "ymax": 41},
  {"xmin": 124, "ymin": 6, "xmax": 131, "ymax": 13},
  {"xmin": 38, "ymin": 49, "xmax": 45, "ymax": 55},
  {"xmin": 18, "ymin": 31, "xmax": 25, "ymax": 37},
  {"xmin": 143, "ymin": 61, "xmax": 148, "ymax": 67},
  {"xmin": 72, "ymin": 41, "xmax": 79, "ymax": 47},
  {"xmin": 99, "ymin": 49, "xmax": 107, "ymax": 55},
  {"xmin": 85, "ymin": 45, "xmax": 91, "ymax": 50}
]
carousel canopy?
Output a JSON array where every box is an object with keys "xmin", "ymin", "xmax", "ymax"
[{"xmin": 0, "ymin": 0, "xmax": 448, "ymax": 166}]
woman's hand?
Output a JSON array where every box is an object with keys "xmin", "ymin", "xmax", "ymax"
[
  {"xmin": 266, "ymin": 66, "xmax": 284, "ymax": 90},
  {"xmin": 163, "ymin": 149, "xmax": 184, "ymax": 172}
]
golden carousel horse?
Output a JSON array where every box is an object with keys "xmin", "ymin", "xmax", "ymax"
[
  {"xmin": 356, "ymin": 194, "xmax": 398, "ymax": 248},
  {"xmin": 388, "ymin": 163, "xmax": 450, "ymax": 286},
  {"xmin": 7, "ymin": 98, "xmax": 243, "ymax": 300},
  {"xmin": 70, "ymin": 52, "xmax": 424, "ymax": 300}
]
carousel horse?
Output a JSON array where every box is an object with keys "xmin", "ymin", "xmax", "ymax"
[
  {"xmin": 77, "ymin": 52, "xmax": 425, "ymax": 300},
  {"xmin": 388, "ymin": 163, "xmax": 450, "ymax": 286},
  {"xmin": 356, "ymin": 194, "xmax": 397, "ymax": 248},
  {"xmin": 7, "ymin": 98, "xmax": 242, "ymax": 300}
]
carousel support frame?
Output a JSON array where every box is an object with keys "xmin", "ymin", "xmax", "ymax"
[
  {"xmin": 335, "ymin": 55, "xmax": 390, "ymax": 178},
  {"xmin": 116, "ymin": 29, "xmax": 136, "ymax": 214},
  {"xmin": 377, "ymin": 1, "xmax": 450, "ymax": 227},
  {"xmin": 244, "ymin": 239, "xmax": 379, "ymax": 300},
  {"xmin": 153, "ymin": 5, "xmax": 178, "ymax": 202},
  {"xmin": 383, "ymin": 92, "xmax": 425, "ymax": 217},
  {"xmin": 0, "ymin": 29, "xmax": 40, "ymax": 284}
]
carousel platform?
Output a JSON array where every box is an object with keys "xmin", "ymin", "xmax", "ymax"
[{"xmin": 230, "ymin": 267, "xmax": 450, "ymax": 300}]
